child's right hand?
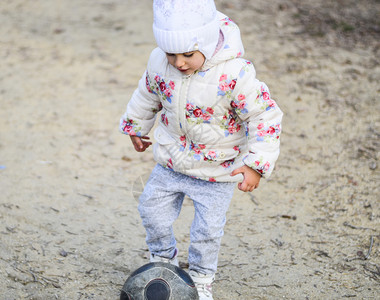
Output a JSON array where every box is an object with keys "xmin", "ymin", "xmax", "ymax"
[{"xmin": 130, "ymin": 135, "xmax": 152, "ymax": 152}]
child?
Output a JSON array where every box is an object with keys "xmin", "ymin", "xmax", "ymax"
[{"xmin": 120, "ymin": 0, "xmax": 283, "ymax": 299}]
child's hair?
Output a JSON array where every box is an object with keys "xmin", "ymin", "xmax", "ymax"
[{"xmin": 153, "ymin": 0, "xmax": 219, "ymax": 59}]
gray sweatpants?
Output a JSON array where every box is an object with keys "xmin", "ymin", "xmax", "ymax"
[{"xmin": 138, "ymin": 164, "xmax": 235, "ymax": 274}]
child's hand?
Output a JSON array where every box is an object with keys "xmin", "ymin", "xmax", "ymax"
[
  {"xmin": 230, "ymin": 165, "xmax": 261, "ymax": 192},
  {"xmin": 130, "ymin": 135, "xmax": 152, "ymax": 152}
]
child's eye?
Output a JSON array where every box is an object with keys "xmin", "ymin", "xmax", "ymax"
[{"xmin": 184, "ymin": 53, "xmax": 194, "ymax": 58}]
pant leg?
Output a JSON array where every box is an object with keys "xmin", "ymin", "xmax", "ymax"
[
  {"xmin": 186, "ymin": 180, "xmax": 235, "ymax": 274},
  {"xmin": 138, "ymin": 164, "xmax": 185, "ymax": 259}
]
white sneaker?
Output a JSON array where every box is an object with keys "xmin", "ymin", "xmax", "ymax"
[
  {"xmin": 149, "ymin": 248, "xmax": 179, "ymax": 267},
  {"xmin": 189, "ymin": 270, "xmax": 215, "ymax": 300}
]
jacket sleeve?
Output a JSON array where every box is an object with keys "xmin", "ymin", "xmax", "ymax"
[
  {"xmin": 231, "ymin": 61, "xmax": 283, "ymax": 178},
  {"xmin": 119, "ymin": 70, "xmax": 162, "ymax": 137}
]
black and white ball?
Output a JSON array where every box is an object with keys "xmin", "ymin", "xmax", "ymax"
[{"xmin": 120, "ymin": 262, "xmax": 199, "ymax": 300}]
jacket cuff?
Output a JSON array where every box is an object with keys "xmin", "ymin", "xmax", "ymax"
[
  {"xmin": 119, "ymin": 117, "xmax": 151, "ymax": 137},
  {"xmin": 242, "ymin": 152, "xmax": 274, "ymax": 179}
]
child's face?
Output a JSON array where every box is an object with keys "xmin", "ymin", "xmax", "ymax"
[{"xmin": 166, "ymin": 51, "xmax": 205, "ymax": 75}]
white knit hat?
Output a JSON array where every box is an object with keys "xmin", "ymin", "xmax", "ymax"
[{"xmin": 153, "ymin": 0, "xmax": 220, "ymax": 59}]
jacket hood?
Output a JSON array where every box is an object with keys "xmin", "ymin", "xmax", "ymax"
[{"xmin": 201, "ymin": 12, "xmax": 245, "ymax": 71}]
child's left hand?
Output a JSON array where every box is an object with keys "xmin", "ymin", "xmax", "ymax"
[{"xmin": 230, "ymin": 165, "xmax": 261, "ymax": 192}]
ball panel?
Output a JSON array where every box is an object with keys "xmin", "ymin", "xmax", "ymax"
[
  {"xmin": 120, "ymin": 290, "xmax": 132, "ymax": 300},
  {"xmin": 175, "ymin": 267, "xmax": 196, "ymax": 287},
  {"xmin": 145, "ymin": 279, "xmax": 170, "ymax": 300},
  {"xmin": 129, "ymin": 262, "xmax": 156, "ymax": 278},
  {"xmin": 121, "ymin": 262, "xmax": 199, "ymax": 300}
]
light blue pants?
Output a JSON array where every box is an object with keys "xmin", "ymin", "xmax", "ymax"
[{"xmin": 138, "ymin": 164, "xmax": 235, "ymax": 274}]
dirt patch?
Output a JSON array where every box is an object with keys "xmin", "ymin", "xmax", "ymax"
[{"xmin": 290, "ymin": 0, "xmax": 380, "ymax": 49}]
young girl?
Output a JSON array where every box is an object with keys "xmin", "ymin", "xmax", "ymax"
[{"xmin": 120, "ymin": 1, "xmax": 283, "ymax": 298}]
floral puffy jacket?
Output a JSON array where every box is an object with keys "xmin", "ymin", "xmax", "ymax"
[{"xmin": 120, "ymin": 14, "xmax": 283, "ymax": 182}]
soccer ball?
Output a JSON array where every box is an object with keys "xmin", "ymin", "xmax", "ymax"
[{"xmin": 120, "ymin": 262, "xmax": 199, "ymax": 300}]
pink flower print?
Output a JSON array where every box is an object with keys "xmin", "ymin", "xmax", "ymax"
[
  {"xmin": 238, "ymin": 101, "xmax": 246, "ymax": 110},
  {"xmin": 221, "ymin": 161, "xmax": 229, "ymax": 168},
  {"xmin": 262, "ymin": 92, "xmax": 270, "ymax": 101},
  {"xmin": 268, "ymin": 126, "xmax": 276, "ymax": 135},
  {"xmin": 231, "ymin": 94, "xmax": 248, "ymax": 114},
  {"xmin": 155, "ymin": 77, "xmax": 174, "ymax": 103},
  {"xmin": 268, "ymin": 99, "xmax": 276, "ymax": 107},
  {"xmin": 257, "ymin": 130, "xmax": 266, "ymax": 136},
  {"xmin": 229, "ymin": 80, "xmax": 236, "ymax": 90},
  {"xmin": 255, "ymin": 160, "xmax": 260, "ymax": 166},
  {"xmin": 228, "ymin": 126, "xmax": 236, "ymax": 134},
  {"xmin": 230, "ymin": 100, "xmax": 238, "ymax": 108},
  {"xmin": 167, "ymin": 158, "xmax": 173, "ymax": 169},
  {"xmin": 209, "ymin": 177, "xmax": 216, "ymax": 182},
  {"xmin": 221, "ymin": 159, "xmax": 235, "ymax": 168},
  {"xmin": 255, "ymin": 122, "xmax": 281, "ymax": 142},
  {"xmin": 233, "ymin": 146, "xmax": 241, "ymax": 153},
  {"xmin": 219, "ymin": 81, "xmax": 229, "ymax": 91},
  {"xmin": 159, "ymin": 82, "xmax": 166, "ymax": 92},
  {"xmin": 223, "ymin": 112, "xmax": 241, "ymax": 137},
  {"xmin": 207, "ymin": 151, "xmax": 216, "ymax": 159},
  {"xmin": 179, "ymin": 135, "xmax": 186, "ymax": 151},
  {"xmin": 169, "ymin": 81, "xmax": 175, "ymax": 89},
  {"xmin": 218, "ymin": 75, "xmax": 237, "ymax": 97},
  {"xmin": 186, "ymin": 102, "xmax": 214, "ymax": 124},
  {"xmin": 264, "ymin": 162, "xmax": 270, "ymax": 171},
  {"xmin": 164, "ymin": 89, "xmax": 172, "ymax": 98},
  {"xmin": 146, "ymin": 77, "xmax": 153, "ymax": 93},
  {"xmin": 121, "ymin": 118, "xmax": 142, "ymax": 137},
  {"xmin": 202, "ymin": 114, "xmax": 211, "ymax": 121},
  {"xmin": 161, "ymin": 114, "xmax": 169, "ymax": 126},
  {"xmin": 194, "ymin": 148, "xmax": 201, "ymax": 155},
  {"xmin": 219, "ymin": 74, "xmax": 227, "ymax": 82},
  {"xmin": 188, "ymin": 143, "xmax": 205, "ymax": 161},
  {"xmin": 237, "ymin": 52, "xmax": 242, "ymax": 57},
  {"xmin": 193, "ymin": 108, "xmax": 202, "ymax": 117}
]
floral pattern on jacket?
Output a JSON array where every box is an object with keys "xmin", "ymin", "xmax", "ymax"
[
  {"xmin": 217, "ymin": 74, "xmax": 237, "ymax": 98},
  {"xmin": 256, "ymin": 123, "xmax": 281, "ymax": 142},
  {"xmin": 221, "ymin": 109, "xmax": 242, "ymax": 137},
  {"xmin": 154, "ymin": 75, "xmax": 175, "ymax": 103},
  {"xmin": 120, "ymin": 118, "xmax": 142, "ymax": 137},
  {"xmin": 255, "ymin": 84, "xmax": 277, "ymax": 111},
  {"xmin": 186, "ymin": 102, "xmax": 214, "ymax": 124},
  {"xmin": 119, "ymin": 12, "xmax": 283, "ymax": 181}
]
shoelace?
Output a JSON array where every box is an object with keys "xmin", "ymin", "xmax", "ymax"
[{"xmin": 195, "ymin": 282, "xmax": 212, "ymax": 297}]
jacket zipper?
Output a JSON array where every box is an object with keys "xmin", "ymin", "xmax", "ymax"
[{"xmin": 178, "ymin": 74, "xmax": 192, "ymax": 149}]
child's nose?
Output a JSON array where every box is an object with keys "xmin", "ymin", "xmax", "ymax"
[{"xmin": 175, "ymin": 56, "xmax": 185, "ymax": 68}]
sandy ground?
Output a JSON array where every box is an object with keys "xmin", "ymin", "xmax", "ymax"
[{"xmin": 0, "ymin": 0, "xmax": 379, "ymax": 299}]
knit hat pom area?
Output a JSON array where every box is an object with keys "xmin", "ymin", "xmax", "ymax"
[{"xmin": 153, "ymin": 0, "xmax": 220, "ymax": 59}]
